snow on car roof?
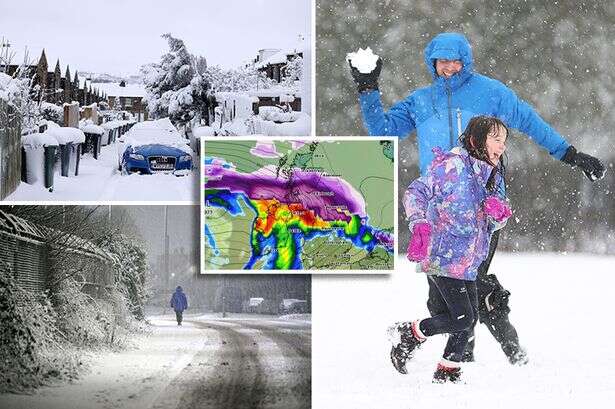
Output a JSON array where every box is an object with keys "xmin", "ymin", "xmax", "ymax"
[
  {"xmin": 281, "ymin": 299, "xmax": 307, "ymax": 308},
  {"xmin": 121, "ymin": 119, "xmax": 192, "ymax": 154},
  {"xmin": 131, "ymin": 117, "xmax": 177, "ymax": 132},
  {"xmin": 249, "ymin": 297, "xmax": 265, "ymax": 306}
]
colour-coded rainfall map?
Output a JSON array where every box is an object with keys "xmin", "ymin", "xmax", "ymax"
[{"xmin": 203, "ymin": 139, "xmax": 395, "ymax": 271}]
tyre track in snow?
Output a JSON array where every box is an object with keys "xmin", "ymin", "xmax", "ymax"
[
  {"xmin": 227, "ymin": 320, "xmax": 311, "ymax": 408},
  {"xmin": 229, "ymin": 320, "xmax": 311, "ymax": 359},
  {"xmin": 151, "ymin": 319, "xmax": 310, "ymax": 409},
  {"xmin": 164, "ymin": 321, "xmax": 264, "ymax": 409}
]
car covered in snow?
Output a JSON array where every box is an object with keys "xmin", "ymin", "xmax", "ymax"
[
  {"xmin": 279, "ymin": 299, "xmax": 308, "ymax": 314},
  {"xmin": 117, "ymin": 118, "xmax": 194, "ymax": 175}
]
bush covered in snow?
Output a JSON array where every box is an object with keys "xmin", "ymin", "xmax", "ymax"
[
  {"xmin": 50, "ymin": 278, "xmax": 117, "ymax": 347},
  {"xmin": 0, "ymin": 265, "xmax": 146, "ymax": 393},
  {"xmin": 0, "ymin": 72, "xmax": 41, "ymax": 133},
  {"xmin": 258, "ymin": 106, "xmax": 302, "ymax": 122},
  {"xmin": 100, "ymin": 235, "xmax": 149, "ymax": 321},
  {"xmin": 0, "ymin": 264, "xmax": 82, "ymax": 393},
  {"xmin": 40, "ymin": 102, "xmax": 64, "ymax": 125},
  {"xmin": 0, "ymin": 206, "xmax": 151, "ymax": 393}
]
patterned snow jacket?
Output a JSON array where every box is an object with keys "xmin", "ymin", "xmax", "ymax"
[
  {"xmin": 359, "ymin": 32, "xmax": 570, "ymax": 175},
  {"xmin": 403, "ymin": 147, "xmax": 509, "ymax": 281}
]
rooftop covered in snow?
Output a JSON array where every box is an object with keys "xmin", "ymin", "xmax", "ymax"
[{"xmin": 253, "ymin": 41, "xmax": 305, "ymax": 69}]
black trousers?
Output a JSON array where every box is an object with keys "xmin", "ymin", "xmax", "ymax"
[
  {"xmin": 464, "ymin": 230, "xmax": 522, "ymax": 361},
  {"xmin": 421, "ymin": 275, "xmax": 478, "ymax": 363},
  {"xmin": 175, "ymin": 310, "xmax": 183, "ymax": 324}
]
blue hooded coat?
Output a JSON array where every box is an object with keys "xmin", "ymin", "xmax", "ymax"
[
  {"xmin": 359, "ymin": 32, "xmax": 570, "ymax": 175},
  {"xmin": 170, "ymin": 286, "xmax": 188, "ymax": 312}
]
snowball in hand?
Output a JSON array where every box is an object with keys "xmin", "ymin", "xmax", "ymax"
[{"xmin": 346, "ymin": 47, "xmax": 380, "ymax": 74}]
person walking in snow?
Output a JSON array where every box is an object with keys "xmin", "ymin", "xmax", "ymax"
[
  {"xmin": 389, "ymin": 115, "xmax": 512, "ymax": 383},
  {"xmin": 349, "ymin": 32, "xmax": 605, "ymax": 365},
  {"xmin": 170, "ymin": 286, "xmax": 188, "ymax": 326}
]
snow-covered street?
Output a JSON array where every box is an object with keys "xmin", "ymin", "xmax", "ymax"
[
  {"xmin": 0, "ymin": 313, "xmax": 311, "ymax": 409},
  {"xmin": 5, "ymin": 144, "xmax": 197, "ymax": 202},
  {"xmin": 312, "ymin": 253, "xmax": 615, "ymax": 408}
]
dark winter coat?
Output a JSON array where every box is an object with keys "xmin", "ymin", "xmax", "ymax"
[
  {"xmin": 359, "ymin": 32, "xmax": 570, "ymax": 175},
  {"xmin": 170, "ymin": 286, "xmax": 188, "ymax": 312}
]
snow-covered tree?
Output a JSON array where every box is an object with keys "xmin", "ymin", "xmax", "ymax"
[
  {"xmin": 193, "ymin": 55, "xmax": 208, "ymax": 75},
  {"xmin": 142, "ymin": 33, "xmax": 203, "ymax": 125},
  {"xmin": 281, "ymin": 55, "xmax": 303, "ymax": 89},
  {"xmin": 203, "ymin": 65, "xmax": 272, "ymax": 92}
]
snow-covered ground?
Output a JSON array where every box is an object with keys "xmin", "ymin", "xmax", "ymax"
[
  {"xmin": 0, "ymin": 313, "xmax": 311, "ymax": 409},
  {"xmin": 312, "ymin": 253, "xmax": 615, "ymax": 408},
  {"xmin": 5, "ymin": 144, "xmax": 197, "ymax": 202}
]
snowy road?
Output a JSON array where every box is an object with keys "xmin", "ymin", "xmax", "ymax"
[
  {"xmin": 0, "ymin": 314, "xmax": 311, "ymax": 409},
  {"xmin": 5, "ymin": 144, "xmax": 198, "ymax": 202}
]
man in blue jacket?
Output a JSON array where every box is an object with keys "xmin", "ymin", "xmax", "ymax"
[
  {"xmin": 170, "ymin": 286, "xmax": 188, "ymax": 326},
  {"xmin": 350, "ymin": 32, "xmax": 605, "ymax": 367}
]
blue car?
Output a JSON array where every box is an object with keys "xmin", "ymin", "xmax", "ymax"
[{"xmin": 117, "ymin": 118, "xmax": 194, "ymax": 175}]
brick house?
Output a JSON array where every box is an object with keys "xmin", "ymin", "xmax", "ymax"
[{"xmin": 95, "ymin": 81, "xmax": 147, "ymax": 121}]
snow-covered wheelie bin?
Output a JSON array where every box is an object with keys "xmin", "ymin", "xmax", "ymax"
[
  {"xmin": 47, "ymin": 127, "xmax": 86, "ymax": 176},
  {"xmin": 21, "ymin": 132, "xmax": 59, "ymax": 191}
]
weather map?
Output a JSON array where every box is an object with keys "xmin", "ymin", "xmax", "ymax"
[{"xmin": 202, "ymin": 138, "xmax": 395, "ymax": 271}]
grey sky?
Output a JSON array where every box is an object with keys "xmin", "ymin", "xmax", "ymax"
[
  {"xmin": 0, "ymin": 0, "xmax": 311, "ymax": 77},
  {"xmin": 122, "ymin": 205, "xmax": 199, "ymax": 259}
]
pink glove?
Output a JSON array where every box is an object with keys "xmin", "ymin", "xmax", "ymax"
[
  {"xmin": 484, "ymin": 196, "xmax": 512, "ymax": 222},
  {"xmin": 407, "ymin": 223, "xmax": 431, "ymax": 262}
]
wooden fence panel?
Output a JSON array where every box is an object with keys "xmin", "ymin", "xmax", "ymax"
[{"xmin": 0, "ymin": 100, "xmax": 22, "ymax": 199}]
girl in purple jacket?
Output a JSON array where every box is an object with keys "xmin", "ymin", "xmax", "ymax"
[{"xmin": 389, "ymin": 116, "xmax": 512, "ymax": 383}]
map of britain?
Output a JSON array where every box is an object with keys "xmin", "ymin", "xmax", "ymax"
[{"xmin": 202, "ymin": 138, "xmax": 395, "ymax": 271}]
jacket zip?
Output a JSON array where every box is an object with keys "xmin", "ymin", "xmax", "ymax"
[{"xmin": 445, "ymin": 81, "xmax": 454, "ymax": 148}]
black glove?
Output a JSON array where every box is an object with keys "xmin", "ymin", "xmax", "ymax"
[
  {"xmin": 348, "ymin": 57, "xmax": 382, "ymax": 93},
  {"xmin": 561, "ymin": 146, "xmax": 606, "ymax": 181}
]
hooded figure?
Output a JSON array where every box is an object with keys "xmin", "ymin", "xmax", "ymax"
[
  {"xmin": 356, "ymin": 32, "xmax": 580, "ymax": 176},
  {"xmin": 170, "ymin": 286, "xmax": 188, "ymax": 325}
]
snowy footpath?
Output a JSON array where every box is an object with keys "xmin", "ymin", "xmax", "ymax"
[
  {"xmin": 5, "ymin": 144, "xmax": 197, "ymax": 202},
  {"xmin": 313, "ymin": 253, "xmax": 615, "ymax": 408},
  {"xmin": 0, "ymin": 313, "xmax": 311, "ymax": 409}
]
